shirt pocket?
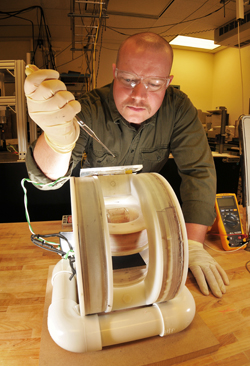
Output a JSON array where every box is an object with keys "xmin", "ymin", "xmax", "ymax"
[
  {"xmin": 87, "ymin": 148, "xmax": 118, "ymax": 167},
  {"xmin": 140, "ymin": 145, "xmax": 170, "ymax": 172}
]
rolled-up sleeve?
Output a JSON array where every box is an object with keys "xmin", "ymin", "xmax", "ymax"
[{"xmin": 25, "ymin": 141, "xmax": 73, "ymax": 190}]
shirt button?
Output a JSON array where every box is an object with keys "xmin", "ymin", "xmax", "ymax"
[{"xmin": 157, "ymin": 156, "xmax": 161, "ymax": 161}]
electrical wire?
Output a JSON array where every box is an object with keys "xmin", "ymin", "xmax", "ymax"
[
  {"xmin": 158, "ymin": 0, "xmax": 211, "ymax": 37},
  {"xmin": 105, "ymin": 1, "xmax": 231, "ymax": 32},
  {"xmin": 246, "ymin": 261, "xmax": 250, "ymax": 273},
  {"xmin": 55, "ymin": 43, "xmax": 72, "ymax": 58},
  {"xmin": 0, "ymin": 11, "xmax": 35, "ymax": 60},
  {"xmin": 7, "ymin": 144, "xmax": 18, "ymax": 155},
  {"xmin": 21, "ymin": 177, "xmax": 69, "ymax": 233},
  {"xmin": 204, "ymin": 241, "xmax": 248, "ymax": 252},
  {"xmin": 92, "ymin": 1, "xmax": 103, "ymax": 88},
  {"xmin": 205, "ymin": 240, "xmax": 250, "ymax": 274},
  {"xmin": 56, "ymin": 53, "xmax": 83, "ymax": 69},
  {"xmin": 96, "ymin": 22, "xmax": 105, "ymax": 85},
  {"xmin": 21, "ymin": 177, "xmax": 76, "ymax": 279},
  {"xmin": 0, "ymin": 6, "xmax": 56, "ymax": 69},
  {"xmin": 204, "ymin": 228, "xmax": 250, "ymax": 253}
]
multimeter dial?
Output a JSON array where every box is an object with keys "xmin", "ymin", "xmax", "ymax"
[{"xmin": 222, "ymin": 212, "xmax": 240, "ymax": 228}]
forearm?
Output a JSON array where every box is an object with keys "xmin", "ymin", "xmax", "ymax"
[
  {"xmin": 185, "ymin": 222, "xmax": 208, "ymax": 243},
  {"xmin": 33, "ymin": 133, "xmax": 72, "ymax": 181}
]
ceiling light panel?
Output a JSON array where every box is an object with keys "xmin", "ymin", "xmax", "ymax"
[{"xmin": 170, "ymin": 35, "xmax": 220, "ymax": 50}]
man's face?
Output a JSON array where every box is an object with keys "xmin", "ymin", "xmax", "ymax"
[{"xmin": 112, "ymin": 43, "xmax": 173, "ymax": 124}]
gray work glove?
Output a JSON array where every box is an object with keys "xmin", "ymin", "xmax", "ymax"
[{"xmin": 188, "ymin": 239, "xmax": 229, "ymax": 297}]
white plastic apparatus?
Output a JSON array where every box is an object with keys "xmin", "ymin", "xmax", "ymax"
[{"xmin": 48, "ymin": 171, "xmax": 196, "ymax": 353}]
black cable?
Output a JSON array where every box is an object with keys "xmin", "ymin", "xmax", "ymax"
[
  {"xmin": 106, "ymin": 1, "xmax": 231, "ymax": 32},
  {"xmin": 158, "ymin": 0, "xmax": 211, "ymax": 37},
  {"xmin": 56, "ymin": 53, "xmax": 83, "ymax": 69},
  {"xmin": 246, "ymin": 261, "xmax": 250, "ymax": 273},
  {"xmin": 0, "ymin": 12, "xmax": 35, "ymax": 59},
  {"xmin": 96, "ymin": 22, "xmax": 104, "ymax": 87},
  {"xmin": 0, "ymin": 6, "xmax": 56, "ymax": 69},
  {"xmin": 34, "ymin": 6, "xmax": 56, "ymax": 69},
  {"xmin": 56, "ymin": 43, "xmax": 72, "ymax": 58}
]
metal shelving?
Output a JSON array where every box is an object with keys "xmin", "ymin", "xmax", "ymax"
[
  {"xmin": 0, "ymin": 60, "xmax": 28, "ymax": 160},
  {"xmin": 68, "ymin": 0, "xmax": 109, "ymax": 90}
]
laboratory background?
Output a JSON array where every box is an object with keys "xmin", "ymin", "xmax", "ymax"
[
  {"xmin": 1, "ymin": 1, "xmax": 250, "ymax": 366},
  {"xmin": 0, "ymin": 0, "xmax": 249, "ymax": 222}
]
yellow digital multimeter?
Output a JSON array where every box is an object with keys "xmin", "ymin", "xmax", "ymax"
[{"xmin": 210, "ymin": 193, "xmax": 246, "ymax": 251}]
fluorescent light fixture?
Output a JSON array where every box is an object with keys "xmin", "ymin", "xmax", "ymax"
[{"xmin": 170, "ymin": 35, "xmax": 220, "ymax": 50}]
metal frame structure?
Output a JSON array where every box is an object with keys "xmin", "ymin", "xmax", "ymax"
[
  {"xmin": 0, "ymin": 60, "xmax": 28, "ymax": 160},
  {"xmin": 69, "ymin": 0, "xmax": 109, "ymax": 90}
]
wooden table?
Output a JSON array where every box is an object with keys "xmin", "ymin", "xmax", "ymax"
[{"xmin": 1, "ymin": 220, "xmax": 250, "ymax": 366}]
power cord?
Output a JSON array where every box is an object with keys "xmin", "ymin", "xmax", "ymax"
[
  {"xmin": 204, "ymin": 233, "xmax": 250, "ymax": 275},
  {"xmin": 246, "ymin": 261, "xmax": 250, "ymax": 273},
  {"xmin": 204, "ymin": 240, "xmax": 248, "ymax": 253}
]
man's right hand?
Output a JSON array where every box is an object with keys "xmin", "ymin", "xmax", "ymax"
[{"xmin": 24, "ymin": 65, "xmax": 81, "ymax": 154}]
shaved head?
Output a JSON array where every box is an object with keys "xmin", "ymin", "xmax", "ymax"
[{"xmin": 116, "ymin": 32, "xmax": 173, "ymax": 71}]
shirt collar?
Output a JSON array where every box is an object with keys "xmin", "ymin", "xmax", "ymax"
[{"xmin": 108, "ymin": 82, "xmax": 157, "ymax": 127}]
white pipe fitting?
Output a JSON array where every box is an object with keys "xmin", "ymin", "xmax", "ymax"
[
  {"xmin": 48, "ymin": 260, "xmax": 195, "ymax": 352},
  {"xmin": 48, "ymin": 260, "xmax": 102, "ymax": 353}
]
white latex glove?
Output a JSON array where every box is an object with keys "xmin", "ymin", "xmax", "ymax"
[
  {"xmin": 188, "ymin": 240, "xmax": 229, "ymax": 297},
  {"xmin": 24, "ymin": 64, "xmax": 81, "ymax": 154}
]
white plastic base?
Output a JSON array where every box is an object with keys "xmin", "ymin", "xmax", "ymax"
[{"xmin": 48, "ymin": 260, "xmax": 195, "ymax": 353}]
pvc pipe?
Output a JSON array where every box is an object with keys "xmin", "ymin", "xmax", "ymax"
[
  {"xmin": 48, "ymin": 260, "xmax": 195, "ymax": 353},
  {"xmin": 99, "ymin": 304, "xmax": 163, "ymax": 347},
  {"xmin": 99, "ymin": 287, "xmax": 195, "ymax": 347},
  {"xmin": 51, "ymin": 260, "xmax": 77, "ymax": 303},
  {"xmin": 48, "ymin": 299, "xmax": 102, "ymax": 353},
  {"xmin": 48, "ymin": 260, "xmax": 102, "ymax": 353},
  {"xmin": 155, "ymin": 286, "xmax": 196, "ymax": 336}
]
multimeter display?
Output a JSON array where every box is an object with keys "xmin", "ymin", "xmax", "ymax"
[
  {"xmin": 217, "ymin": 197, "xmax": 235, "ymax": 207},
  {"xmin": 212, "ymin": 193, "xmax": 246, "ymax": 250}
]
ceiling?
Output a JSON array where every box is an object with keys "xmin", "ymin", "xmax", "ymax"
[{"xmin": 1, "ymin": 0, "xmax": 250, "ymax": 51}]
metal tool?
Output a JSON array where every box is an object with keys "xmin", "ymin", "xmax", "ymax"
[{"xmin": 75, "ymin": 115, "xmax": 115, "ymax": 158}]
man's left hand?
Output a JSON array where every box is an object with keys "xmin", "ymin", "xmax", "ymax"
[{"xmin": 188, "ymin": 239, "xmax": 230, "ymax": 297}]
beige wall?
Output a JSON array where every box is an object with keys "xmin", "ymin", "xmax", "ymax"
[
  {"xmin": 95, "ymin": 46, "xmax": 117, "ymax": 88},
  {"xmin": 213, "ymin": 46, "xmax": 250, "ymax": 124},
  {"xmin": 170, "ymin": 48, "xmax": 214, "ymax": 112},
  {"xmin": 0, "ymin": 40, "xmax": 31, "ymax": 62},
  {"xmin": 171, "ymin": 45, "xmax": 250, "ymax": 125}
]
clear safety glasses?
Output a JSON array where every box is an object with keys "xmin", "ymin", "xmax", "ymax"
[{"xmin": 115, "ymin": 68, "xmax": 171, "ymax": 92}]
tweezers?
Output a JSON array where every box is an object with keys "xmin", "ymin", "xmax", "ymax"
[{"xmin": 75, "ymin": 115, "xmax": 115, "ymax": 158}]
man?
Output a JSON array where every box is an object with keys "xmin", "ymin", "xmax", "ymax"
[{"xmin": 25, "ymin": 32, "xmax": 229, "ymax": 297}]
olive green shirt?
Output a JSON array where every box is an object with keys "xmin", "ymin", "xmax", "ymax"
[{"xmin": 26, "ymin": 83, "xmax": 216, "ymax": 226}]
